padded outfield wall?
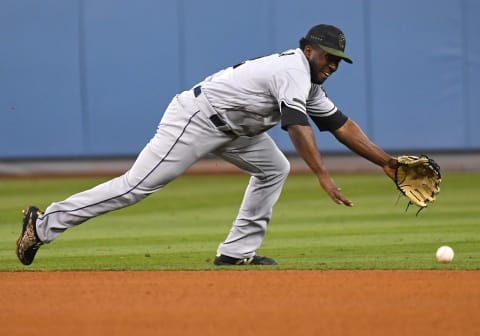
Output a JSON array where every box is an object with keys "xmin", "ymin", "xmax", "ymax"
[{"xmin": 1, "ymin": 0, "xmax": 479, "ymax": 158}]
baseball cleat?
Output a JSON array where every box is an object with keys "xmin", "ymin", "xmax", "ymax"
[
  {"xmin": 16, "ymin": 206, "xmax": 44, "ymax": 265},
  {"xmin": 213, "ymin": 253, "xmax": 278, "ymax": 266}
]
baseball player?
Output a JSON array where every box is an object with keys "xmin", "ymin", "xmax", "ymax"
[{"xmin": 17, "ymin": 24, "xmax": 398, "ymax": 266}]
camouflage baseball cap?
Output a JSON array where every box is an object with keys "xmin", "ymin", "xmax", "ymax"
[{"xmin": 304, "ymin": 24, "xmax": 353, "ymax": 64}]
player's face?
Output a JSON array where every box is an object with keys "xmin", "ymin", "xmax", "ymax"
[{"xmin": 305, "ymin": 46, "xmax": 341, "ymax": 84}]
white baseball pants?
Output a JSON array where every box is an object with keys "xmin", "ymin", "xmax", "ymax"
[{"xmin": 36, "ymin": 88, "xmax": 290, "ymax": 259}]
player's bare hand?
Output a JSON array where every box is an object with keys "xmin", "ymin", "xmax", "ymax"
[
  {"xmin": 318, "ymin": 175, "xmax": 353, "ymax": 207},
  {"xmin": 383, "ymin": 157, "xmax": 398, "ymax": 181}
]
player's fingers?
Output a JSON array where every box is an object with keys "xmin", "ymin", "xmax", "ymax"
[
  {"xmin": 318, "ymin": 177, "xmax": 353, "ymax": 207},
  {"xmin": 332, "ymin": 189, "xmax": 353, "ymax": 207},
  {"xmin": 339, "ymin": 197, "xmax": 354, "ymax": 207}
]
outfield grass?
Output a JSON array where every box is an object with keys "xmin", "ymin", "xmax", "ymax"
[{"xmin": 0, "ymin": 172, "xmax": 478, "ymax": 271}]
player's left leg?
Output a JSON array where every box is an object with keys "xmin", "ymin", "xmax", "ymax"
[{"xmin": 213, "ymin": 133, "xmax": 290, "ymax": 262}]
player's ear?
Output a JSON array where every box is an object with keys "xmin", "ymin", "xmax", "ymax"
[{"xmin": 303, "ymin": 45, "xmax": 314, "ymax": 59}]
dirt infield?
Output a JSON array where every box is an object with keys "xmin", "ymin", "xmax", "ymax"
[{"xmin": 1, "ymin": 271, "xmax": 479, "ymax": 336}]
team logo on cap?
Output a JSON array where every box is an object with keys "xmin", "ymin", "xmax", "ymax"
[{"xmin": 338, "ymin": 34, "xmax": 345, "ymax": 50}]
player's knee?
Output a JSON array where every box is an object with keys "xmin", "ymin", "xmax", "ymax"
[
  {"xmin": 279, "ymin": 156, "xmax": 291, "ymax": 177},
  {"xmin": 271, "ymin": 156, "xmax": 290, "ymax": 181}
]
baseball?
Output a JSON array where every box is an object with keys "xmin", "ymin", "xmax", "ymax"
[{"xmin": 436, "ymin": 245, "xmax": 454, "ymax": 263}]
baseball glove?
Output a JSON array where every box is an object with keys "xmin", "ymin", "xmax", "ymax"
[{"xmin": 394, "ymin": 155, "xmax": 442, "ymax": 214}]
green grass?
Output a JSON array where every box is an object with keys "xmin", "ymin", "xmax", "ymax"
[{"xmin": 0, "ymin": 172, "xmax": 479, "ymax": 271}]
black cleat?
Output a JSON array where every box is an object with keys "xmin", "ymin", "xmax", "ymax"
[
  {"xmin": 16, "ymin": 206, "xmax": 44, "ymax": 266},
  {"xmin": 214, "ymin": 254, "xmax": 278, "ymax": 266}
]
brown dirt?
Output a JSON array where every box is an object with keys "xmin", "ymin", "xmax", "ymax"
[{"xmin": 1, "ymin": 270, "xmax": 479, "ymax": 336}]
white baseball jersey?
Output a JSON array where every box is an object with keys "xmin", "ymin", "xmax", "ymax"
[{"xmin": 196, "ymin": 48, "xmax": 338, "ymax": 136}]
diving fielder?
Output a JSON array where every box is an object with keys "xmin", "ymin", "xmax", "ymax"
[{"xmin": 17, "ymin": 24, "xmax": 398, "ymax": 266}]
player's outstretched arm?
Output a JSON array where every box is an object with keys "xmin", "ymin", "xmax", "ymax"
[
  {"xmin": 331, "ymin": 119, "xmax": 397, "ymax": 180},
  {"xmin": 287, "ymin": 124, "xmax": 353, "ymax": 206}
]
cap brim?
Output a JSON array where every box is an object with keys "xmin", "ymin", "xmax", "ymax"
[{"xmin": 319, "ymin": 46, "xmax": 353, "ymax": 64}]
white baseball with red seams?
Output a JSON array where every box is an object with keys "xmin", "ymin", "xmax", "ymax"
[{"xmin": 436, "ymin": 246, "xmax": 454, "ymax": 263}]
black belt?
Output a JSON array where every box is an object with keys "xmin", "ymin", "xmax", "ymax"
[
  {"xmin": 210, "ymin": 114, "xmax": 236, "ymax": 137},
  {"xmin": 193, "ymin": 86, "xmax": 236, "ymax": 137},
  {"xmin": 193, "ymin": 85, "xmax": 202, "ymax": 97}
]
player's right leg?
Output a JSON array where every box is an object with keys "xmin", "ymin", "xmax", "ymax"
[{"xmin": 17, "ymin": 90, "xmax": 234, "ymax": 265}]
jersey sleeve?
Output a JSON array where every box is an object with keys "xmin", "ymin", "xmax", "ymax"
[
  {"xmin": 280, "ymin": 104, "xmax": 310, "ymax": 130},
  {"xmin": 310, "ymin": 110, "xmax": 348, "ymax": 132},
  {"xmin": 307, "ymin": 84, "xmax": 348, "ymax": 131},
  {"xmin": 307, "ymin": 84, "xmax": 337, "ymax": 117},
  {"xmin": 269, "ymin": 69, "xmax": 310, "ymax": 115}
]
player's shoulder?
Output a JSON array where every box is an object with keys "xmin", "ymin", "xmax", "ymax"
[
  {"xmin": 274, "ymin": 48, "xmax": 308, "ymax": 67},
  {"xmin": 264, "ymin": 48, "xmax": 310, "ymax": 79},
  {"xmin": 245, "ymin": 48, "xmax": 304, "ymax": 67}
]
